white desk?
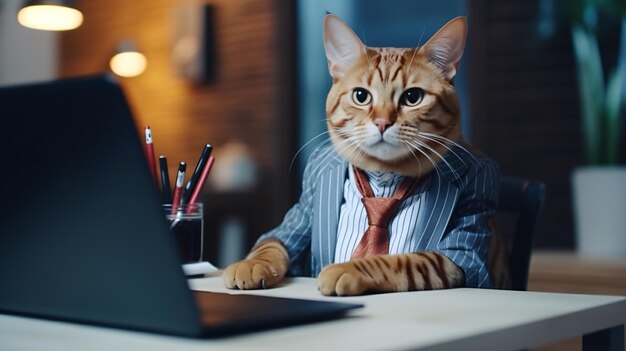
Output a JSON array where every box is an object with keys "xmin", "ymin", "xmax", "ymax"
[{"xmin": 1, "ymin": 277, "xmax": 625, "ymax": 351}]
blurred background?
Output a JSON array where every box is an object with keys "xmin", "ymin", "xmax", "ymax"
[
  {"xmin": 0, "ymin": 0, "xmax": 626, "ymax": 349},
  {"xmin": 1, "ymin": 0, "xmax": 624, "ymax": 338}
]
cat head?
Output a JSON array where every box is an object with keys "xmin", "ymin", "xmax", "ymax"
[{"xmin": 323, "ymin": 14, "xmax": 467, "ymax": 177}]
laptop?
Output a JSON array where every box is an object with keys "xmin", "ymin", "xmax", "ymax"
[{"xmin": 0, "ymin": 75, "xmax": 362, "ymax": 337}]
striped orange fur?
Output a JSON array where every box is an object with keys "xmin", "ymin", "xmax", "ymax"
[{"xmin": 318, "ymin": 252, "xmax": 464, "ymax": 296}]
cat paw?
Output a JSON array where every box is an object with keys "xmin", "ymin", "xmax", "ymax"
[
  {"xmin": 223, "ymin": 259, "xmax": 282, "ymax": 290},
  {"xmin": 317, "ymin": 262, "xmax": 373, "ymax": 296}
]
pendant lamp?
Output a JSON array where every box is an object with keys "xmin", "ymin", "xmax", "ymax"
[
  {"xmin": 109, "ymin": 40, "xmax": 148, "ymax": 78},
  {"xmin": 17, "ymin": 0, "xmax": 83, "ymax": 31}
]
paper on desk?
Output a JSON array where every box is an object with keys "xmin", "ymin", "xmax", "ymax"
[{"xmin": 182, "ymin": 261, "xmax": 219, "ymax": 276}]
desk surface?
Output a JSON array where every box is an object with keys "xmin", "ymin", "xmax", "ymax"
[{"xmin": 1, "ymin": 277, "xmax": 625, "ymax": 351}]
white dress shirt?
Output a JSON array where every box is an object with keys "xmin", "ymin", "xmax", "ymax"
[{"xmin": 334, "ymin": 167, "xmax": 426, "ymax": 263}]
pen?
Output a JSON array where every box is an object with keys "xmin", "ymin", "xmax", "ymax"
[
  {"xmin": 159, "ymin": 156, "xmax": 172, "ymax": 204},
  {"xmin": 144, "ymin": 126, "xmax": 157, "ymax": 182},
  {"xmin": 171, "ymin": 161, "xmax": 186, "ymax": 213},
  {"xmin": 186, "ymin": 156, "xmax": 215, "ymax": 213},
  {"xmin": 181, "ymin": 144, "xmax": 212, "ymax": 205}
]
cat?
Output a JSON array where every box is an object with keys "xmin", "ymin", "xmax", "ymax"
[{"xmin": 223, "ymin": 14, "xmax": 509, "ymax": 296}]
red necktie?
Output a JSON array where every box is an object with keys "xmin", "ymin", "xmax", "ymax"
[{"xmin": 351, "ymin": 167, "xmax": 418, "ymax": 259}]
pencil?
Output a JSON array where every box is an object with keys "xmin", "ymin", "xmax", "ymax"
[
  {"xmin": 181, "ymin": 144, "xmax": 212, "ymax": 205},
  {"xmin": 171, "ymin": 161, "xmax": 186, "ymax": 213},
  {"xmin": 159, "ymin": 156, "xmax": 172, "ymax": 204},
  {"xmin": 144, "ymin": 126, "xmax": 157, "ymax": 182},
  {"xmin": 186, "ymin": 156, "xmax": 215, "ymax": 213}
]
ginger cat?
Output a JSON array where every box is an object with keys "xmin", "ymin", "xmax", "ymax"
[{"xmin": 224, "ymin": 14, "xmax": 507, "ymax": 296}]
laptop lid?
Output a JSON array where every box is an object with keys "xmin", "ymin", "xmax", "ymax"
[
  {"xmin": 0, "ymin": 75, "xmax": 362, "ymax": 338},
  {"xmin": 0, "ymin": 75, "xmax": 204, "ymax": 336}
]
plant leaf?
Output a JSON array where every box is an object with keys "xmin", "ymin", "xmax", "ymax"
[
  {"xmin": 571, "ymin": 25, "xmax": 605, "ymax": 164},
  {"xmin": 604, "ymin": 63, "xmax": 623, "ymax": 164}
]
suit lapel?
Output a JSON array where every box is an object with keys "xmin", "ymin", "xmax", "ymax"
[
  {"xmin": 415, "ymin": 174, "xmax": 460, "ymax": 250},
  {"xmin": 414, "ymin": 146, "xmax": 469, "ymax": 251},
  {"xmin": 311, "ymin": 148, "xmax": 347, "ymax": 274},
  {"xmin": 320, "ymin": 155, "xmax": 348, "ymax": 267}
]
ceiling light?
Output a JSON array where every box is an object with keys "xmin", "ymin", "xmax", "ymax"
[
  {"xmin": 17, "ymin": 0, "xmax": 83, "ymax": 31},
  {"xmin": 109, "ymin": 41, "xmax": 148, "ymax": 78}
]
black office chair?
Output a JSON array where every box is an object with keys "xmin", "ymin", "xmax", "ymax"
[{"xmin": 496, "ymin": 177, "xmax": 546, "ymax": 291}]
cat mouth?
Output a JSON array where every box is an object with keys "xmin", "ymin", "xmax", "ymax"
[
  {"xmin": 365, "ymin": 133, "xmax": 398, "ymax": 147},
  {"xmin": 360, "ymin": 140, "xmax": 406, "ymax": 161},
  {"xmin": 362, "ymin": 139, "xmax": 389, "ymax": 150}
]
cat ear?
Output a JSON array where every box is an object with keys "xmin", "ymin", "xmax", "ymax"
[
  {"xmin": 323, "ymin": 14, "xmax": 367, "ymax": 79},
  {"xmin": 419, "ymin": 16, "xmax": 468, "ymax": 80}
]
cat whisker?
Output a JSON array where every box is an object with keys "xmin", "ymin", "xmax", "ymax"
[
  {"xmin": 338, "ymin": 130, "xmax": 370, "ymax": 160},
  {"xmin": 417, "ymin": 134, "xmax": 467, "ymax": 167},
  {"xmin": 396, "ymin": 128, "xmax": 469, "ymax": 177},
  {"xmin": 403, "ymin": 139, "xmax": 447, "ymax": 178},
  {"xmin": 403, "ymin": 140, "xmax": 442, "ymax": 178},
  {"xmin": 337, "ymin": 137, "xmax": 367, "ymax": 166},
  {"xmin": 347, "ymin": 137, "xmax": 368, "ymax": 165},
  {"xmin": 409, "ymin": 140, "xmax": 461, "ymax": 181},
  {"xmin": 343, "ymin": 145, "xmax": 366, "ymax": 168},
  {"xmin": 312, "ymin": 138, "xmax": 349, "ymax": 166},
  {"xmin": 402, "ymin": 144, "xmax": 424, "ymax": 177},
  {"xmin": 419, "ymin": 132, "xmax": 481, "ymax": 166},
  {"xmin": 289, "ymin": 131, "xmax": 333, "ymax": 172},
  {"xmin": 397, "ymin": 129, "xmax": 420, "ymax": 140},
  {"xmin": 416, "ymin": 27, "xmax": 426, "ymax": 48},
  {"xmin": 402, "ymin": 124, "xmax": 462, "ymax": 131},
  {"xmin": 397, "ymin": 126, "xmax": 479, "ymax": 168},
  {"xmin": 365, "ymin": 48, "xmax": 372, "ymax": 70},
  {"xmin": 407, "ymin": 27, "xmax": 426, "ymax": 76},
  {"xmin": 359, "ymin": 27, "xmax": 373, "ymax": 69}
]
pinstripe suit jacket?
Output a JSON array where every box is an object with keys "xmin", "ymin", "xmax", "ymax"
[{"xmin": 258, "ymin": 145, "xmax": 500, "ymax": 288}]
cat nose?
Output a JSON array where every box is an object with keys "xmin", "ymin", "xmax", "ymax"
[{"xmin": 373, "ymin": 118, "xmax": 392, "ymax": 134}]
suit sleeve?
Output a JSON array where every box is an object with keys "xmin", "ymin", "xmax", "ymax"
[
  {"xmin": 256, "ymin": 149, "xmax": 321, "ymax": 276},
  {"xmin": 436, "ymin": 159, "xmax": 500, "ymax": 288}
]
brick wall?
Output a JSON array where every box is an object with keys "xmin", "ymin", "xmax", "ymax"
[{"xmin": 60, "ymin": 0, "xmax": 297, "ymax": 256}]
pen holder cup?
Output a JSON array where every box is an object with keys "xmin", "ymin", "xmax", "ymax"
[{"xmin": 163, "ymin": 203, "xmax": 204, "ymax": 263}]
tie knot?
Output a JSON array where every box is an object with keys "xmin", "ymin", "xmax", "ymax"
[{"xmin": 361, "ymin": 197, "xmax": 401, "ymax": 227}]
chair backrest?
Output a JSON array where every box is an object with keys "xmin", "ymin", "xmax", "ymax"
[{"xmin": 497, "ymin": 177, "xmax": 546, "ymax": 291}]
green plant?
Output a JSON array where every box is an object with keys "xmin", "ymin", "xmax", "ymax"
[
  {"xmin": 566, "ymin": 0, "xmax": 626, "ymax": 165},
  {"xmin": 572, "ymin": 19, "xmax": 624, "ymax": 164}
]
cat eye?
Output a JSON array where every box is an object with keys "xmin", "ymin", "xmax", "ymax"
[
  {"xmin": 400, "ymin": 87, "xmax": 424, "ymax": 107},
  {"xmin": 352, "ymin": 88, "xmax": 371, "ymax": 106}
]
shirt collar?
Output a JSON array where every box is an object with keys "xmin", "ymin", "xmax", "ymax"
[{"xmin": 364, "ymin": 170, "xmax": 404, "ymax": 187}]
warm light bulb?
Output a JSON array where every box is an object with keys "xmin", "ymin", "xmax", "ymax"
[
  {"xmin": 17, "ymin": 5, "xmax": 83, "ymax": 31},
  {"xmin": 109, "ymin": 51, "xmax": 148, "ymax": 78}
]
